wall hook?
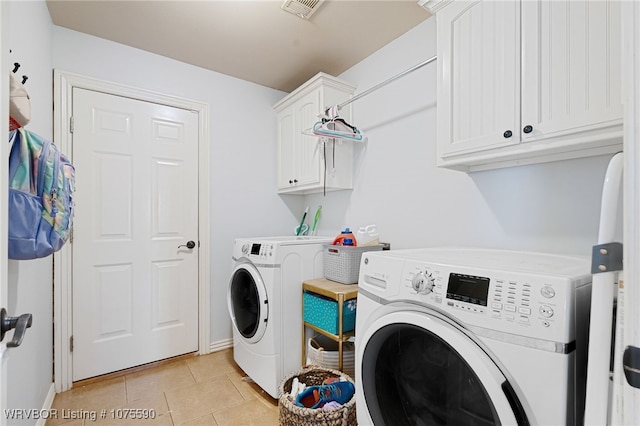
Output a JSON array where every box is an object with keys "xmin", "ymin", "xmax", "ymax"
[
  {"xmin": 21, "ymin": 75, "xmax": 28, "ymax": 85},
  {"xmin": 12, "ymin": 62, "xmax": 20, "ymax": 73}
]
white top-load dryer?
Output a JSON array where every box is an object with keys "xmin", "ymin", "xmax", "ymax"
[
  {"xmin": 227, "ymin": 236, "xmax": 332, "ymax": 398},
  {"xmin": 355, "ymin": 247, "xmax": 592, "ymax": 425}
]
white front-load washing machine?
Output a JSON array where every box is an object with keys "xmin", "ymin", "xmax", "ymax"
[
  {"xmin": 355, "ymin": 247, "xmax": 592, "ymax": 425},
  {"xmin": 227, "ymin": 236, "xmax": 332, "ymax": 398}
]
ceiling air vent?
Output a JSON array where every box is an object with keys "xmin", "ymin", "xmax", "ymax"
[{"xmin": 281, "ymin": 0, "xmax": 325, "ymax": 20}]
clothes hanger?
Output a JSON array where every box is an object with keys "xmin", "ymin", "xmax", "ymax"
[
  {"xmin": 311, "ymin": 121, "xmax": 365, "ymax": 142},
  {"xmin": 321, "ymin": 106, "xmax": 361, "ymax": 133},
  {"xmin": 302, "ymin": 105, "xmax": 366, "ymax": 142}
]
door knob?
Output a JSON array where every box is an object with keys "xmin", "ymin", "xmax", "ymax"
[
  {"xmin": 178, "ymin": 241, "xmax": 196, "ymax": 249},
  {"xmin": 523, "ymin": 125, "xmax": 533, "ymax": 134},
  {"xmin": 0, "ymin": 308, "xmax": 33, "ymax": 348}
]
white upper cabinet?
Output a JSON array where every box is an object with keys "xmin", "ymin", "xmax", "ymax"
[
  {"xmin": 423, "ymin": 0, "xmax": 623, "ymax": 172},
  {"xmin": 520, "ymin": 1, "xmax": 622, "ymax": 145},
  {"xmin": 436, "ymin": 0, "xmax": 521, "ymax": 158},
  {"xmin": 274, "ymin": 73, "xmax": 356, "ymax": 194}
]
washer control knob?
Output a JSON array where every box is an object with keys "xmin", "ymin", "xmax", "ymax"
[
  {"xmin": 541, "ymin": 286, "xmax": 556, "ymax": 298},
  {"xmin": 412, "ymin": 271, "xmax": 435, "ymax": 295},
  {"xmin": 241, "ymin": 244, "xmax": 250, "ymax": 255}
]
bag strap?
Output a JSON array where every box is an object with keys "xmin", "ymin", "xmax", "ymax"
[
  {"xmin": 36, "ymin": 138, "xmax": 51, "ymax": 197},
  {"xmin": 8, "ymin": 130, "xmax": 21, "ymax": 183},
  {"xmin": 49, "ymin": 149, "xmax": 61, "ymax": 217}
]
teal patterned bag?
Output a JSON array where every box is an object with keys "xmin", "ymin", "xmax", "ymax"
[{"xmin": 8, "ymin": 129, "xmax": 75, "ymax": 259}]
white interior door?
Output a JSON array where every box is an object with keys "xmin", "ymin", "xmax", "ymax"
[{"xmin": 71, "ymin": 88, "xmax": 199, "ymax": 381}]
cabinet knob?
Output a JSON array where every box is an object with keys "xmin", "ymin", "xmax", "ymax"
[
  {"xmin": 523, "ymin": 125, "xmax": 533, "ymax": 134},
  {"xmin": 503, "ymin": 130, "xmax": 513, "ymax": 138}
]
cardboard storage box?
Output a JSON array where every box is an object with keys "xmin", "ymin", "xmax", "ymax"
[{"xmin": 303, "ymin": 291, "xmax": 356, "ymax": 334}]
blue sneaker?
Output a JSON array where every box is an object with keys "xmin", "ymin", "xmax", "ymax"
[
  {"xmin": 295, "ymin": 385, "xmax": 321, "ymax": 408},
  {"xmin": 316, "ymin": 381, "xmax": 355, "ymax": 407},
  {"xmin": 295, "ymin": 381, "xmax": 355, "ymax": 409}
]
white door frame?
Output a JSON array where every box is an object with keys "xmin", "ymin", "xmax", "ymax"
[
  {"xmin": 0, "ymin": 0, "xmax": 10, "ymax": 421},
  {"xmin": 52, "ymin": 70, "xmax": 211, "ymax": 392},
  {"xmin": 621, "ymin": 3, "xmax": 640, "ymax": 424}
]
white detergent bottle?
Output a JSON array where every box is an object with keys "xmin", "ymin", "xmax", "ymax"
[{"xmin": 356, "ymin": 224, "xmax": 380, "ymax": 246}]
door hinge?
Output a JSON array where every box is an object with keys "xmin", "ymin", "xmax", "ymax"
[
  {"xmin": 70, "ymin": 116, "xmax": 74, "ymax": 134},
  {"xmin": 70, "ymin": 335, "xmax": 74, "ymax": 353}
]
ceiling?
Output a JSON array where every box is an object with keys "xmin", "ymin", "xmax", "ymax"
[{"xmin": 45, "ymin": 0, "xmax": 431, "ymax": 93}]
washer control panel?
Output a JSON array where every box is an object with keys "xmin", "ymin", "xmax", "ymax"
[
  {"xmin": 239, "ymin": 242, "xmax": 275, "ymax": 260},
  {"xmin": 400, "ymin": 260, "xmax": 579, "ymax": 342}
]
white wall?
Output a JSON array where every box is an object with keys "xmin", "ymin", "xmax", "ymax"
[
  {"xmin": 6, "ymin": 0, "xmax": 55, "ymax": 421},
  {"xmin": 5, "ymin": 6, "xmax": 617, "ymax": 411},
  {"xmin": 308, "ymin": 18, "xmax": 615, "ymax": 256},
  {"xmin": 51, "ymin": 26, "xmax": 302, "ymax": 346}
]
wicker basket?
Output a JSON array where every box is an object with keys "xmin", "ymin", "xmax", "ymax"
[
  {"xmin": 307, "ymin": 336, "xmax": 355, "ymax": 379},
  {"xmin": 278, "ymin": 366, "xmax": 357, "ymax": 426}
]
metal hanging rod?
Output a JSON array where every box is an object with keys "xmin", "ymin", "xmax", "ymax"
[{"xmin": 336, "ymin": 55, "xmax": 438, "ymax": 111}]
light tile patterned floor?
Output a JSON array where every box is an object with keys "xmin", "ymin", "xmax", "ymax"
[{"xmin": 46, "ymin": 349, "xmax": 279, "ymax": 426}]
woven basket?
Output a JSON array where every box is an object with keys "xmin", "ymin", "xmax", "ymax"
[
  {"xmin": 307, "ymin": 336, "xmax": 355, "ymax": 379},
  {"xmin": 278, "ymin": 366, "xmax": 357, "ymax": 426}
]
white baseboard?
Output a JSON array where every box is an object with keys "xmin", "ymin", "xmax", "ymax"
[
  {"xmin": 36, "ymin": 383, "xmax": 56, "ymax": 426},
  {"xmin": 209, "ymin": 338, "xmax": 233, "ymax": 353}
]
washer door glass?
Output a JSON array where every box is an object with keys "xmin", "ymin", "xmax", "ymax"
[
  {"xmin": 228, "ymin": 263, "xmax": 268, "ymax": 343},
  {"xmin": 360, "ymin": 310, "xmax": 528, "ymax": 426}
]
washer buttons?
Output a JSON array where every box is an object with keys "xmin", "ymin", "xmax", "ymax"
[
  {"xmin": 539, "ymin": 305, "xmax": 554, "ymax": 318},
  {"xmin": 519, "ymin": 307, "xmax": 531, "ymax": 315}
]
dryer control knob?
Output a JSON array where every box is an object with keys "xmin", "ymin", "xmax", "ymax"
[{"xmin": 412, "ymin": 272, "xmax": 435, "ymax": 295}]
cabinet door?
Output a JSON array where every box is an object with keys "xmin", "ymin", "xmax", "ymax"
[
  {"xmin": 437, "ymin": 0, "xmax": 521, "ymax": 159},
  {"xmin": 521, "ymin": 0, "xmax": 622, "ymax": 143},
  {"xmin": 277, "ymin": 104, "xmax": 296, "ymax": 190},
  {"xmin": 293, "ymin": 90, "xmax": 323, "ymax": 188}
]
